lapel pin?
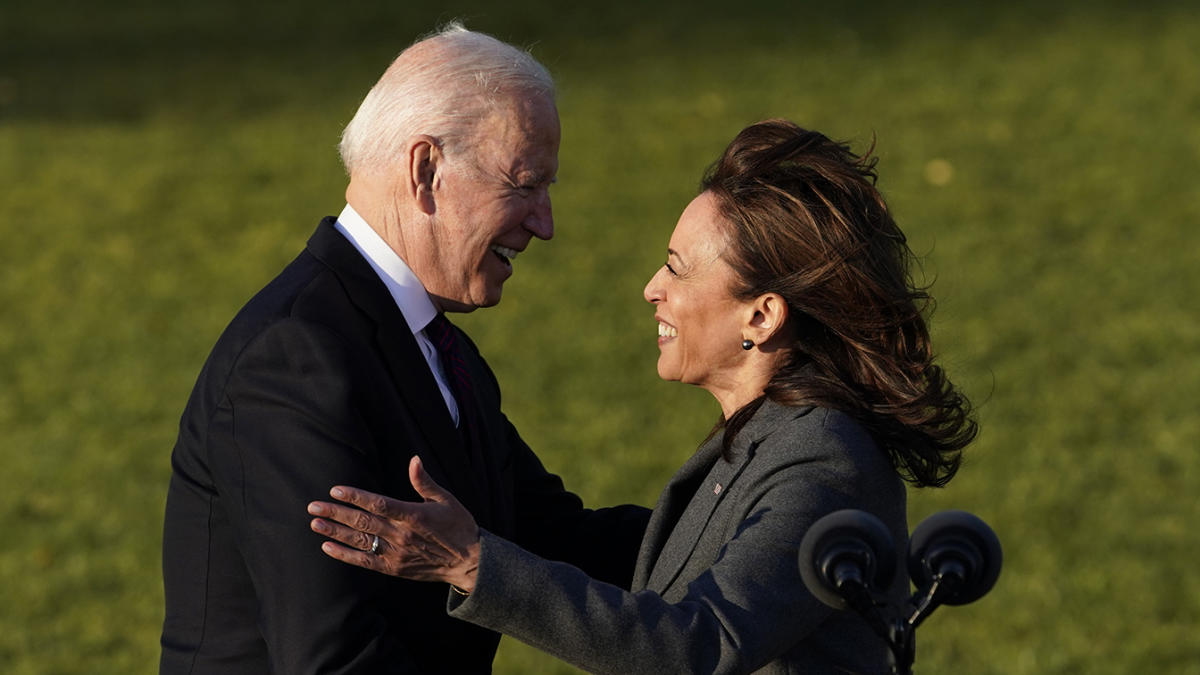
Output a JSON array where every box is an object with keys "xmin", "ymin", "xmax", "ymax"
[{"xmin": 713, "ymin": 483, "xmax": 722, "ymax": 495}]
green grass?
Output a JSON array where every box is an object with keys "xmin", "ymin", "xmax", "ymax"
[{"xmin": 2, "ymin": 1, "xmax": 1198, "ymax": 672}]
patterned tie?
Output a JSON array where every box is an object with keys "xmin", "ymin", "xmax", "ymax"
[
  {"xmin": 427, "ymin": 314, "xmax": 495, "ymax": 527},
  {"xmin": 427, "ymin": 313, "xmax": 473, "ymax": 426}
]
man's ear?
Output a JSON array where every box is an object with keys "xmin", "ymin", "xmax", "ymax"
[
  {"xmin": 407, "ymin": 135, "xmax": 442, "ymax": 216},
  {"xmin": 745, "ymin": 293, "xmax": 790, "ymax": 347}
]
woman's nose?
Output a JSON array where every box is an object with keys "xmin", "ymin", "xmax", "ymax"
[{"xmin": 644, "ymin": 267, "xmax": 665, "ymax": 304}]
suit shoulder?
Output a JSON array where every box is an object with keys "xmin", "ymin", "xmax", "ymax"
[
  {"xmin": 746, "ymin": 407, "xmax": 903, "ymax": 516},
  {"xmin": 812, "ymin": 407, "xmax": 875, "ymax": 448},
  {"xmin": 241, "ymin": 251, "xmax": 343, "ymax": 322},
  {"xmin": 182, "ymin": 251, "xmax": 364, "ymax": 403},
  {"xmin": 220, "ymin": 250, "xmax": 368, "ymax": 350},
  {"xmin": 757, "ymin": 407, "xmax": 886, "ymax": 472}
]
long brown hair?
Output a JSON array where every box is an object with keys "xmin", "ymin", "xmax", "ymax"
[{"xmin": 706, "ymin": 119, "xmax": 975, "ymax": 488}]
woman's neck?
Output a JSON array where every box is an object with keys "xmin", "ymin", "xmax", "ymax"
[{"xmin": 707, "ymin": 369, "xmax": 771, "ymax": 419}]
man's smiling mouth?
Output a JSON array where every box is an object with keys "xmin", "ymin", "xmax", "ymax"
[{"xmin": 490, "ymin": 245, "xmax": 519, "ymax": 266}]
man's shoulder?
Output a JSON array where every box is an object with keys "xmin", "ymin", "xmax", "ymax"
[
  {"xmin": 226, "ymin": 217, "xmax": 368, "ymax": 327},
  {"xmin": 221, "ymin": 248, "xmax": 339, "ymax": 342},
  {"xmin": 192, "ymin": 239, "xmax": 380, "ymax": 387}
]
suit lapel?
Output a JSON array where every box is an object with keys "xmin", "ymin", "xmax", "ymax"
[
  {"xmin": 643, "ymin": 440, "xmax": 755, "ymax": 593},
  {"xmin": 632, "ymin": 435, "xmax": 724, "ymax": 590},
  {"xmin": 454, "ymin": 328, "xmax": 511, "ymax": 536},
  {"xmin": 304, "ymin": 219, "xmax": 487, "ymax": 518},
  {"xmin": 372, "ymin": 321, "xmax": 489, "ymax": 519},
  {"xmin": 637, "ymin": 400, "xmax": 812, "ymax": 594}
]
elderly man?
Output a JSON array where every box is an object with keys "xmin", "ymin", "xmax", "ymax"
[{"xmin": 160, "ymin": 25, "xmax": 650, "ymax": 674}]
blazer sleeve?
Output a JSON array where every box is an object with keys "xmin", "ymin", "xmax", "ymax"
[
  {"xmin": 455, "ymin": 330, "xmax": 652, "ymax": 590},
  {"xmin": 502, "ymin": 421, "xmax": 652, "ymax": 589},
  {"xmin": 208, "ymin": 318, "xmax": 417, "ymax": 674},
  {"xmin": 447, "ymin": 445, "xmax": 873, "ymax": 675}
]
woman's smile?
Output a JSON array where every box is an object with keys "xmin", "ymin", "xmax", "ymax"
[{"xmin": 656, "ymin": 319, "xmax": 678, "ymax": 342}]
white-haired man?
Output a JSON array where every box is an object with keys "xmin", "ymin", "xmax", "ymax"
[{"xmin": 160, "ymin": 25, "xmax": 650, "ymax": 674}]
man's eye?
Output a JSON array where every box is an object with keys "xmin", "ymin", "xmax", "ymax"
[{"xmin": 665, "ymin": 262, "xmax": 677, "ymax": 275}]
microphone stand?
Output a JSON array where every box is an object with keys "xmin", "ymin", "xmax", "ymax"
[
  {"xmin": 802, "ymin": 510, "xmax": 1002, "ymax": 675},
  {"xmin": 824, "ymin": 570, "xmax": 914, "ymax": 675}
]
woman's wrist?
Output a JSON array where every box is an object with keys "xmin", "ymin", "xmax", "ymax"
[{"xmin": 447, "ymin": 533, "xmax": 481, "ymax": 593}]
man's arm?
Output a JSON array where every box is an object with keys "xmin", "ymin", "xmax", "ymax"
[{"xmin": 210, "ymin": 317, "xmax": 416, "ymax": 674}]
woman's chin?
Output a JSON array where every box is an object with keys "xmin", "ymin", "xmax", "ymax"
[{"xmin": 655, "ymin": 360, "xmax": 680, "ymax": 383}]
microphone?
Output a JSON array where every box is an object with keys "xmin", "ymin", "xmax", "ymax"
[
  {"xmin": 797, "ymin": 508, "xmax": 1001, "ymax": 674},
  {"xmin": 797, "ymin": 509, "xmax": 897, "ymax": 611},
  {"xmin": 907, "ymin": 510, "xmax": 1002, "ymax": 607}
]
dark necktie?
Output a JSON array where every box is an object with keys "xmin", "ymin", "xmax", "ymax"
[
  {"xmin": 427, "ymin": 313, "xmax": 473, "ymax": 427},
  {"xmin": 427, "ymin": 314, "xmax": 502, "ymax": 531}
]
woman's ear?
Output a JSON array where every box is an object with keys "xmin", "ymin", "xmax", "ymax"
[
  {"xmin": 407, "ymin": 135, "xmax": 442, "ymax": 215},
  {"xmin": 746, "ymin": 293, "xmax": 790, "ymax": 347}
]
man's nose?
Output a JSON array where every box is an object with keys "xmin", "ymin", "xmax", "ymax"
[{"xmin": 525, "ymin": 192, "xmax": 553, "ymax": 240}]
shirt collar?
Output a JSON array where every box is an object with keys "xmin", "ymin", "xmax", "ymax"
[{"xmin": 334, "ymin": 203, "xmax": 438, "ymax": 335}]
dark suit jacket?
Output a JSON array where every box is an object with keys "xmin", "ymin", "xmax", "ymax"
[
  {"xmin": 160, "ymin": 218, "xmax": 650, "ymax": 674},
  {"xmin": 449, "ymin": 400, "xmax": 908, "ymax": 674}
]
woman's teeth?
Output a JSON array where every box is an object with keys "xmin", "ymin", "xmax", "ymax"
[{"xmin": 658, "ymin": 322, "xmax": 677, "ymax": 338}]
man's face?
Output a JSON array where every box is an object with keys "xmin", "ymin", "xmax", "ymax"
[{"xmin": 415, "ymin": 95, "xmax": 560, "ymax": 313}]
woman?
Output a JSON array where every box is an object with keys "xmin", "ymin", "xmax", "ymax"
[{"xmin": 308, "ymin": 119, "xmax": 976, "ymax": 673}]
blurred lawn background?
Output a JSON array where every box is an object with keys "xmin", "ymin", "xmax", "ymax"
[{"xmin": 2, "ymin": 0, "xmax": 1198, "ymax": 672}]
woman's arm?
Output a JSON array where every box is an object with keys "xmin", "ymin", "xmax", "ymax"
[
  {"xmin": 308, "ymin": 442, "xmax": 889, "ymax": 674},
  {"xmin": 309, "ymin": 455, "xmax": 482, "ymax": 592}
]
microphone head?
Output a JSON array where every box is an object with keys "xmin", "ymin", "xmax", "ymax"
[
  {"xmin": 908, "ymin": 510, "xmax": 1002, "ymax": 606},
  {"xmin": 798, "ymin": 509, "xmax": 897, "ymax": 610}
]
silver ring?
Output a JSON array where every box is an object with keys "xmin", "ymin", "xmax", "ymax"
[{"xmin": 370, "ymin": 534, "xmax": 381, "ymax": 555}]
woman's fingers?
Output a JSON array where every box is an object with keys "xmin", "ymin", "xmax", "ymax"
[
  {"xmin": 327, "ymin": 484, "xmax": 407, "ymax": 518},
  {"xmin": 408, "ymin": 456, "xmax": 451, "ymax": 503},
  {"xmin": 308, "ymin": 511, "xmax": 379, "ymax": 554},
  {"xmin": 312, "ymin": 518, "xmax": 461, "ymax": 580},
  {"xmin": 309, "ymin": 511, "xmax": 407, "ymax": 576},
  {"xmin": 319, "ymin": 539, "xmax": 389, "ymax": 574},
  {"xmin": 310, "ymin": 459, "xmax": 481, "ymax": 586},
  {"xmin": 326, "ymin": 456, "xmax": 449, "ymax": 514},
  {"xmin": 308, "ymin": 499, "xmax": 390, "ymax": 534}
]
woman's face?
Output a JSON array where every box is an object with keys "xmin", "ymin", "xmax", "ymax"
[{"xmin": 644, "ymin": 192, "xmax": 751, "ymax": 393}]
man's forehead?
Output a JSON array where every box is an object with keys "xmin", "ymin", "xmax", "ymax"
[{"xmin": 469, "ymin": 106, "xmax": 558, "ymax": 176}]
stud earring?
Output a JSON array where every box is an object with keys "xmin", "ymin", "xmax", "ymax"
[{"xmin": 741, "ymin": 339, "xmax": 754, "ymax": 351}]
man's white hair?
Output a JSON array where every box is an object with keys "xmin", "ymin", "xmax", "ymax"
[{"xmin": 338, "ymin": 22, "xmax": 555, "ymax": 175}]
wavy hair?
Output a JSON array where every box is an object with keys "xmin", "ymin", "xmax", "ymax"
[{"xmin": 706, "ymin": 120, "xmax": 975, "ymax": 487}]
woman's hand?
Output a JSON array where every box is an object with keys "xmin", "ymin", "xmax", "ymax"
[{"xmin": 308, "ymin": 455, "xmax": 481, "ymax": 592}]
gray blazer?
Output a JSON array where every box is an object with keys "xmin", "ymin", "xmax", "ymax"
[{"xmin": 449, "ymin": 400, "xmax": 908, "ymax": 674}]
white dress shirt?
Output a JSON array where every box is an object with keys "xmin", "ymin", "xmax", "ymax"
[{"xmin": 333, "ymin": 204, "xmax": 460, "ymax": 425}]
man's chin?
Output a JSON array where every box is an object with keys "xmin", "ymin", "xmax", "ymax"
[
  {"xmin": 429, "ymin": 294, "xmax": 483, "ymax": 314},
  {"xmin": 462, "ymin": 288, "xmax": 505, "ymax": 313},
  {"xmin": 476, "ymin": 291, "xmax": 503, "ymax": 309},
  {"xmin": 475, "ymin": 279, "xmax": 506, "ymax": 309},
  {"xmin": 431, "ymin": 280, "xmax": 505, "ymax": 313}
]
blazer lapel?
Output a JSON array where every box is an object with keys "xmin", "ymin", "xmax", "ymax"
[
  {"xmin": 638, "ymin": 400, "xmax": 813, "ymax": 594},
  {"xmin": 453, "ymin": 328, "xmax": 510, "ymax": 536},
  {"xmin": 372, "ymin": 321, "xmax": 488, "ymax": 518},
  {"xmin": 304, "ymin": 219, "xmax": 486, "ymax": 517},
  {"xmin": 644, "ymin": 440, "xmax": 755, "ymax": 593},
  {"xmin": 632, "ymin": 435, "xmax": 724, "ymax": 590}
]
